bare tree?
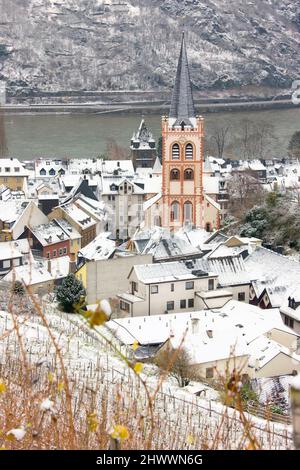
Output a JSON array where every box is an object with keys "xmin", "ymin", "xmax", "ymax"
[
  {"xmin": 105, "ymin": 138, "xmax": 128, "ymax": 161},
  {"xmin": 210, "ymin": 125, "xmax": 231, "ymax": 159},
  {"xmin": 227, "ymin": 171, "xmax": 266, "ymax": 218},
  {"xmin": 236, "ymin": 119, "xmax": 275, "ymax": 160},
  {"xmin": 155, "ymin": 347, "xmax": 196, "ymax": 388}
]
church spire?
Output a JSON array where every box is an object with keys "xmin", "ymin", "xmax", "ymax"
[{"xmin": 169, "ymin": 32, "xmax": 195, "ymax": 128}]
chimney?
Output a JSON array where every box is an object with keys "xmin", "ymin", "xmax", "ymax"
[{"xmin": 69, "ymin": 252, "xmax": 77, "ymax": 274}]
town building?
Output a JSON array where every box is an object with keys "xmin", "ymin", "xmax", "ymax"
[
  {"xmin": 76, "ymin": 253, "xmax": 153, "ymax": 305},
  {"xmin": 0, "ymin": 158, "xmax": 29, "ymax": 191},
  {"xmin": 0, "ymin": 239, "xmax": 32, "ymax": 278},
  {"xmin": 25, "ymin": 220, "xmax": 71, "ymax": 259},
  {"xmin": 117, "ymin": 259, "xmax": 232, "ymax": 317},
  {"xmin": 49, "ymin": 202, "xmax": 97, "ymax": 248},
  {"xmin": 101, "ymin": 176, "xmax": 144, "ymax": 240},
  {"xmin": 145, "ymin": 33, "xmax": 220, "ymax": 232},
  {"xmin": 0, "ymin": 200, "xmax": 48, "ymax": 241},
  {"xmin": 130, "ymin": 119, "xmax": 157, "ymax": 169},
  {"xmin": 107, "ymin": 300, "xmax": 300, "ymax": 380}
]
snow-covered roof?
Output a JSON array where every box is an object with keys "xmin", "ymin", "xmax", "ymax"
[
  {"xmin": 143, "ymin": 192, "xmax": 161, "ymax": 211},
  {"xmin": 132, "ymin": 259, "xmax": 215, "ymax": 284},
  {"xmin": 244, "ymin": 247, "xmax": 300, "ymax": 305},
  {"xmin": 30, "ymin": 221, "xmax": 71, "ymax": 246},
  {"xmin": 3, "ymin": 262, "xmax": 53, "ymax": 286},
  {"xmin": 101, "ymin": 160, "xmax": 134, "ymax": 176},
  {"xmin": 78, "ymin": 233, "xmax": 115, "ymax": 261},
  {"xmin": 176, "ymin": 226, "xmax": 212, "ymax": 250},
  {"xmin": 54, "ymin": 219, "xmax": 81, "ymax": 241},
  {"xmin": 132, "ymin": 226, "xmax": 201, "ymax": 261},
  {"xmin": 0, "ymin": 158, "xmax": 29, "ymax": 177},
  {"xmin": 45, "ymin": 256, "xmax": 70, "ymax": 280},
  {"xmin": 61, "ymin": 203, "xmax": 97, "ymax": 229},
  {"xmin": 107, "ymin": 300, "xmax": 299, "ymax": 369},
  {"xmin": 74, "ymin": 195, "xmax": 107, "ymax": 222},
  {"xmin": 0, "ymin": 241, "xmax": 22, "ymax": 261},
  {"xmin": 0, "ymin": 200, "xmax": 29, "ymax": 224}
]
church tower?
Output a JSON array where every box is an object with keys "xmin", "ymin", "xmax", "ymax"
[{"xmin": 161, "ymin": 33, "xmax": 205, "ymax": 229}]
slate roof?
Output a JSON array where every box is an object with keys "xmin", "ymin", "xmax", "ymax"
[{"xmin": 169, "ymin": 32, "xmax": 195, "ymax": 128}]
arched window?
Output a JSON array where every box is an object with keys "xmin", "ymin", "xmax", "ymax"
[
  {"xmin": 172, "ymin": 144, "xmax": 180, "ymax": 160},
  {"xmin": 184, "ymin": 169, "xmax": 194, "ymax": 180},
  {"xmin": 185, "ymin": 144, "xmax": 194, "ymax": 160},
  {"xmin": 170, "ymin": 169, "xmax": 180, "ymax": 181},
  {"xmin": 40, "ymin": 168, "xmax": 46, "ymax": 176},
  {"xmin": 171, "ymin": 202, "xmax": 180, "ymax": 222},
  {"xmin": 184, "ymin": 201, "xmax": 193, "ymax": 223},
  {"xmin": 49, "ymin": 168, "xmax": 56, "ymax": 176}
]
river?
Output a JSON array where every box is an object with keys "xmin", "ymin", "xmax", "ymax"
[{"xmin": 3, "ymin": 107, "xmax": 300, "ymax": 161}]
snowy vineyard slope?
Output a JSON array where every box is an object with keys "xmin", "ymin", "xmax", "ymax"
[
  {"xmin": 0, "ymin": 0, "xmax": 299, "ymax": 96},
  {"xmin": 0, "ymin": 294, "xmax": 294, "ymax": 449}
]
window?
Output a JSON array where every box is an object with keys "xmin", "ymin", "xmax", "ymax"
[
  {"xmin": 184, "ymin": 202, "xmax": 193, "ymax": 223},
  {"xmin": 188, "ymin": 299, "xmax": 194, "ymax": 308},
  {"xmin": 171, "ymin": 283, "xmax": 174, "ymax": 292},
  {"xmin": 205, "ymin": 223, "xmax": 212, "ymax": 233},
  {"xmin": 12, "ymin": 258, "xmax": 20, "ymax": 267},
  {"xmin": 5, "ymin": 167, "xmax": 10, "ymax": 173},
  {"xmin": 40, "ymin": 169, "xmax": 46, "ymax": 176},
  {"xmin": 184, "ymin": 169, "xmax": 194, "ymax": 180},
  {"xmin": 46, "ymin": 252, "xmax": 50, "ymax": 259},
  {"xmin": 206, "ymin": 368, "xmax": 214, "ymax": 379},
  {"xmin": 120, "ymin": 301, "xmax": 130, "ymax": 313},
  {"xmin": 172, "ymin": 144, "xmax": 180, "ymax": 160},
  {"xmin": 132, "ymin": 281, "xmax": 138, "ymax": 293},
  {"xmin": 185, "ymin": 281, "xmax": 194, "ymax": 290},
  {"xmin": 284, "ymin": 315, "xmax": 294, "ymax": 329},
  {"xmin": 59, "ymin": 248, "xmax": 63, "ymax": 256},
  {"xmin": 238, "ymin": 292, "xmax": 246, "ymax": 302},
  {"xmin": 208, "ymin": 279, "xmax": 214, "ymax": 291},
  {"xmin": 170, "ymin": 169, "xmax": 180, "ymax": 181},
  {"xmin": 49, "ymin": 168, "xmax": 56, "ymax": 176},
  {"xmin": 166, "ymin": 301, "xmax": 174, "ymax": 311},
  {"xmin": 14, "ymin": 167, "xmax": 20, "ymax": 172},
  {"xmin": 170, "ymin": 201, "xmax": 180, "ymax": 222},
  {"xmin": 53, "ymin": 250, "xmax": 57, "ymax": 257},
  {"xmin": 2, "ymin": 260, "xmax": 11, "ymax": 269},
  {"xmin": 63, "ymin": 247, "xmax": 67, "ymax": 254},
  {"xmin": 180, "ymin": 299, "xmax": 186, "ymax": 309},
  {"xmin": 151, "ymin": 285, "xmax": 158, "ymax": 294},
  {"xmin": 185, "ymin": 144, "xmax": 194, "ymax": 160}
]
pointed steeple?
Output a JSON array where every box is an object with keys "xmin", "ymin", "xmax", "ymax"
[{"xmin": 169, "ymin": 32, "xmax": 195, "ymax": 128}]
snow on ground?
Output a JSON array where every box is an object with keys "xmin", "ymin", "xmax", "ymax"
[{"xmin": 0, "ymin": 297, "xmax": 294, "ymax": 449}]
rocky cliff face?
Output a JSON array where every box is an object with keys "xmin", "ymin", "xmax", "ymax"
[{"xmin": 0, "ymin": 0, "xmax": 299, "ymax": 97}]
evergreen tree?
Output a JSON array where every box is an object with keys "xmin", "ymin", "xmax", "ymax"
[
  {"xmin": 56, "ymin": 274, "xmax": 85, "ymax": 313},
  {"xmin": 157, "ymin": 136, "xmax": 163, "ymax": 163},
  {"xmin": 288, "ymin": 131, "xmax": 300, "ymax": 158}
]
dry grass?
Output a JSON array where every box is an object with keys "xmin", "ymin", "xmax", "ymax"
[{"xmin": 0, "ymin": 283, "xmax": 294, "ymax": 450}]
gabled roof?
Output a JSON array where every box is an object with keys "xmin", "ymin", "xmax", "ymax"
[
  {"xmin": 169, "ymin": 32, "xmax": 195, "ymax": 128},
  {"xmin": 152, "ymin": 156, "xmax": 162, "ymax": 173}
]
